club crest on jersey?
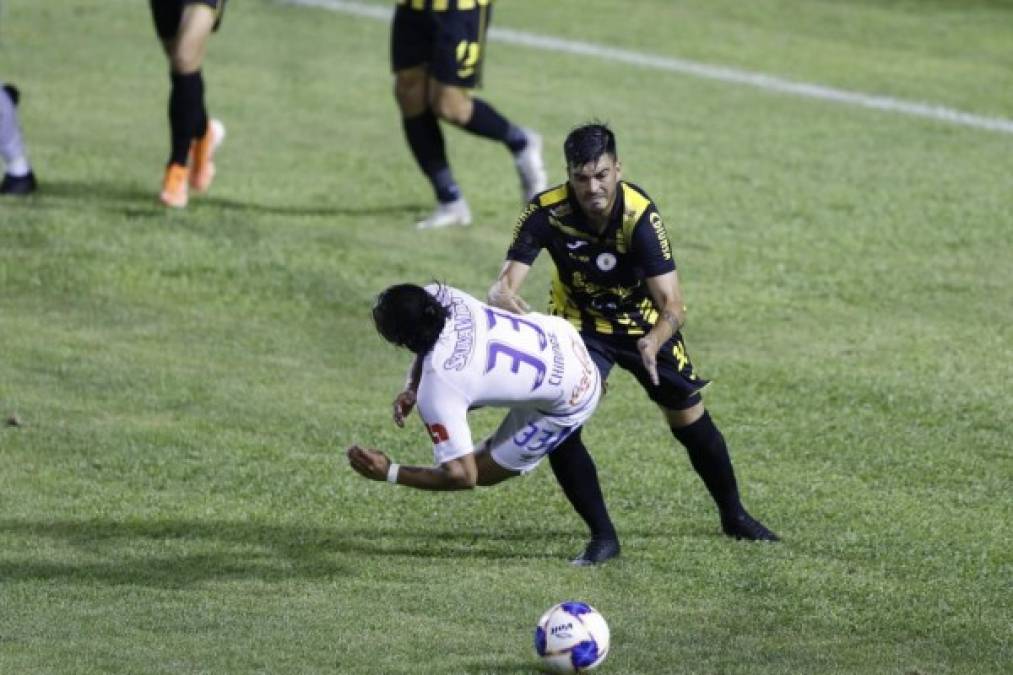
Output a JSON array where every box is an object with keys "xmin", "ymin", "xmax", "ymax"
[{"xmin": 596, "ymin": 252, "xmax": 617, "ymax": 271}]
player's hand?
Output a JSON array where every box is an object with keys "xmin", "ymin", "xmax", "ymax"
[
  {"xmin": 346, "ymin": 445, "xmax": 391, "ymax": 481},
  {"xmin": 488, "ymin": 284, "xmax": 530, "ymax": 314},
  {"xmin": 392, "ymin": 389, "xmax": 417, "ymax": 427},
  {"xmin": 637, "ymin": 335, "xmax": 661, "ymax": 387}
]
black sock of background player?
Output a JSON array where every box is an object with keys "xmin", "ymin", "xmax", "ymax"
[
  {"xmin": 671, "ymin": 411, "xmax": 744, "ymax": 517},
  {"xmin": 463, "ymin": 98, "xmax": 527, "ymax": 153},
  {"xmin": 548, "ymin": 429, "xmax": 618, "ymax": 542},
  {"xmin": 402, "ymin": 109, "xmax": 460, "ymax": 203},
  {"xmin": 167, "ymin": 71, "xmax": 208, "ymax": 167}
]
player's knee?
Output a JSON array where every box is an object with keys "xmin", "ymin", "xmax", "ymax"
[
  {"xmin": 394, "ymin": 72, "xmax": 427, "ymax": 115},
  {"xmin": 429, "ymin": 87, "xmax": 471, "ymax": 125},
  {"xmin": 169, "ymin": 47, "xmax": 203, "ymax": 74},
  {"xmin": 663, "ymin": 401, "xmax": 705, "ymax": 429}
]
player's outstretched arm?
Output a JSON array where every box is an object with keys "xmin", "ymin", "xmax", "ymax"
[
  {"xmin": 488, "ymin": 260, "xmax": 532, "ymax": 314},
  {"xmin": 346, "ymin": 445, "xmax": 478, "ymax": 491}
]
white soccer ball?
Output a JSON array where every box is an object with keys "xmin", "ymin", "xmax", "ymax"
[{"xmin": 534, "ymin": 601, "xmax": 610, "ymax": 673}]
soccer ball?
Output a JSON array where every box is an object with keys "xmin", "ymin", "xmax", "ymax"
[{"xmin": 534, "ymin": 601, "xmax": 610, "ymax": 673}]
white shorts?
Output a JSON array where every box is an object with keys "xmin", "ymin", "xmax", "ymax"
[{"xmin": 480, "ymin": 378, "xmax": 602, "ymax": 474}]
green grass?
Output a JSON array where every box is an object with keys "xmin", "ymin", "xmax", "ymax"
[{"xmin": 1, "ymin": 0, "xmax": 1011, "ymax": 672}]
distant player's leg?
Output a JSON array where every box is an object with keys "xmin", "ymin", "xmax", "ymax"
[
  {"xmin": 391, "ymin": 5, "xmax": 469, "ymax": 229},
  {"xmin": 187, "ymin": 1, "xmax": 226, "ymax": 193},
  {"xmin": 666, "ymin": 402, "xmax": 779, "ymax": 542},
  {"xmin": 152, "ymin": 0, "xmax": 218, "ymax": 208},
  {"xmin": 395, "ymin": 67, "xmax": 471, "ymax": 229},
  {"xmin": 429, "ymin": 82, "xmax": 545, "ymax": 202},
  {"xmin": 428, "ymin": 5, "xmax": 546, "ymax": 203},
  {"xmin": 549, "ymin": 428, "xmax": 621, "ymax": 566},
  {"xmin": 0, "ymin": 82, "xmax": 37, "ymax": 195}
]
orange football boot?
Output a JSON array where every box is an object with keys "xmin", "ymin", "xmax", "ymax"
[
  {"xmin": 159, "ymin": 163, "xmax": 189, "ymax": 208},
  {"xmin": 189, "ymin": 118, "xmax": 225, "ymax": 193}
]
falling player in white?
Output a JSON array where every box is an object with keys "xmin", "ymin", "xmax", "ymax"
[{"xmin": 347, "ymin": 283, "xmax": 601, "ymax": 493}]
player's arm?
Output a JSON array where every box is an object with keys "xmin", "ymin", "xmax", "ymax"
[
  {"xmin": 489, "ymin": 202, "xmax": 549, "ymax": 313},
  {"xmin": 346, "ymin": 445, "xmax": 478, "ymax": 490},
  {"xmin": 629, "ymin": 205, "xmax": 684, "ymax": 385},
  {"xmin": 392, "ymin": 353, "xmax": 424, "ymax": 427},
  {"xmin": 488, "ymin": 260, "xmax": 532, "ymax": 314},
  {"xmin": 638, "ymin": 271, "xmax": 686, "ymax": 386}
]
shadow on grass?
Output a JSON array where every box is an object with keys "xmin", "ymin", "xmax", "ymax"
[
  {"xmin": 33, "ymin": 179, "xmax": 427, "ymax": 219},
  {"xmin": 0, "ymin": 518, "xmax": 580, "ymax": 588},
  {"xmin": 464, "ymin": 662, "xmax": 548, "ymax": 674}
]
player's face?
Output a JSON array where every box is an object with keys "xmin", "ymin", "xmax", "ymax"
[{"xmin": 567, "ymin": 154, "xmax": 621, "ymax": 221}]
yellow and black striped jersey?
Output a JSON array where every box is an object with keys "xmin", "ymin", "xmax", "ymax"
[
  {"xmin": 506, "ymin": 181, "xmax": 677, "ymax": 337},
  {"xmin": 396, "ymin": 0, "xmax": 491, "ymax": 11}
]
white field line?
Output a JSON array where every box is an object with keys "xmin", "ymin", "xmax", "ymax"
[{"xmin": 283, "ymin": 0, "xmax": 1013, "ymax": 135}]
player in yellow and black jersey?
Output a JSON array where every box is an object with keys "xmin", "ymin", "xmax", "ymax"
[
  {"xmin": 391, "ymin": 0, "xmax": 546, "ymax": 229},
  {"xmin": 490, "ymin": 123, "xmax": 778, "ymax": 564}
]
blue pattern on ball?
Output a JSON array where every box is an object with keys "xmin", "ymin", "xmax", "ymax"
[
  {"xmin": 570, "ymin": 640, "xmax": 599, "ymax": 668},
  {"xmin": 534, "ymin": 626, "xmax": 547, "ymax": 656},
  {"xmin": 561, "ymin": 601, "xmax": 593, "ymax": 616}
]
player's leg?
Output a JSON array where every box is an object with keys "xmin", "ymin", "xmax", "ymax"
[
  {"xmin": 395, "ymin": 66, "xmax": 470, "ymax": 229},
  {"xmin": 473, "ymin": 446, "xmax": 519, "ymax": 486},
  {"xmin": 392, "ymin": 6, "xmax": 470, "ymax": 229},
  {"xmin": 549, "ymin": 428, "xmax": 621, "ymax": 565},
  {"xmin": 428, "ymin": 5, "xmax": 546, "ymax": 202},
  {"xmin": 547, "ymin": 332, "xmax": 621, "ymax": 565},
  {"xmin": 663, "ymin": 402, "xmax": 778, "ymax": 541},
  {"xmin": 0, "ymin": 82, "xmax": 37, "ymax": 195},
  {"xmin": 483, "ymin": 407, "xmax": 617, "ymax": 563},
  {"xmin": 618, "ymin": 334, "xmax": 779, "ymax": 541},
  {"xmin": 152, "ymin": 0, "xmax": 220, "ymax": 207}
]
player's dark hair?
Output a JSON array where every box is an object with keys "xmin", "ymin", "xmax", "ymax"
[
  {"xmin": 564, "ymin": 122, "xmax": 617, "ymax": 168},
  {"xmin": 372, "ymin": 283, "xmax": 450, "ymax": 354}
]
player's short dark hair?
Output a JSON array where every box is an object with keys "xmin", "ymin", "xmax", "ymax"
[
  {"xmin": 564, "ymin": 122, "xmax": 617, "ymax": 168},
  {"xmin": 372, "ymin": 283, "xmax": 449, "ymax": 354}
]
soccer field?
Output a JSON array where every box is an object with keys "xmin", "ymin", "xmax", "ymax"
[{"xmin": 1, "ymin": 0, "xmax": 1011, "ymax": 672}]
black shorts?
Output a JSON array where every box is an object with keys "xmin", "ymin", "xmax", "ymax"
[
  {"xmin": 581, "ymin": 331, "xmax": 709, "ymax": 411},
  {"xmin": 390, "ymin": 2, "xmax": 492, "ymax": 88},
  {"xmin": 150, "ymin": 0, "xmax": 227, "ymax": 42}
]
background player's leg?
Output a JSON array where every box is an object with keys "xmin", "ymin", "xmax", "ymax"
[
  {"xmin": 665, "ymin": 403, "xmax": 779, "ymax": 541},
  {"xmin": 0, "ymin": 83, "xmax": 37, "ymax": 195},
  {"xmin": 430, "ymin": 81, "xmax": 546, "ymax": 201},
  {"xmin": 159, "ymin": 3, "xmax": 217, "ymax": 207},
  {"xmin": 395, "ymin": 67, "xmax": 470, "ymax": 229}
]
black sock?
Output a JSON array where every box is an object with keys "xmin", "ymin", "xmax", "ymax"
[
  {"xmin": 402, "ymin": 110, "xmax": 460, "ymax": 204},
  {"xmin": 548, "ymin": 429, "xmax": 618, "ymax": 541},
  {"xmin": 463, "ymin": 98, "xmax": 527, "ymax": 153},
  {"xmin": 670, "ymin": 411, "xmax": 744, "ymax": 517},
  {"xmin": 168, "ymin": 70, "xmax": 207, "ymax": 166}
]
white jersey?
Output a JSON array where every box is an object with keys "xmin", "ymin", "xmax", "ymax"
[{"xmin": 416, "ymin": 285, "xmax": 599, "ymax": 466}]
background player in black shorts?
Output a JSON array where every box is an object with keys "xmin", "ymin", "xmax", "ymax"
[
  {"xmin": 149, "ymin": 0, "xmax": 227, "ymax": 208},
  {"xmin": 392, "ymin": 0, "xmax": 547, "ymax": 229},
  {"xmin": 488, "ymin": 123, "xmax": 779, "ymax": 563}
]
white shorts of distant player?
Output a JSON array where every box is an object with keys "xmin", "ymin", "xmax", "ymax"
[{"xmin": 480, "ymin": 366, "xmax": 602, "ymax": 475}]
